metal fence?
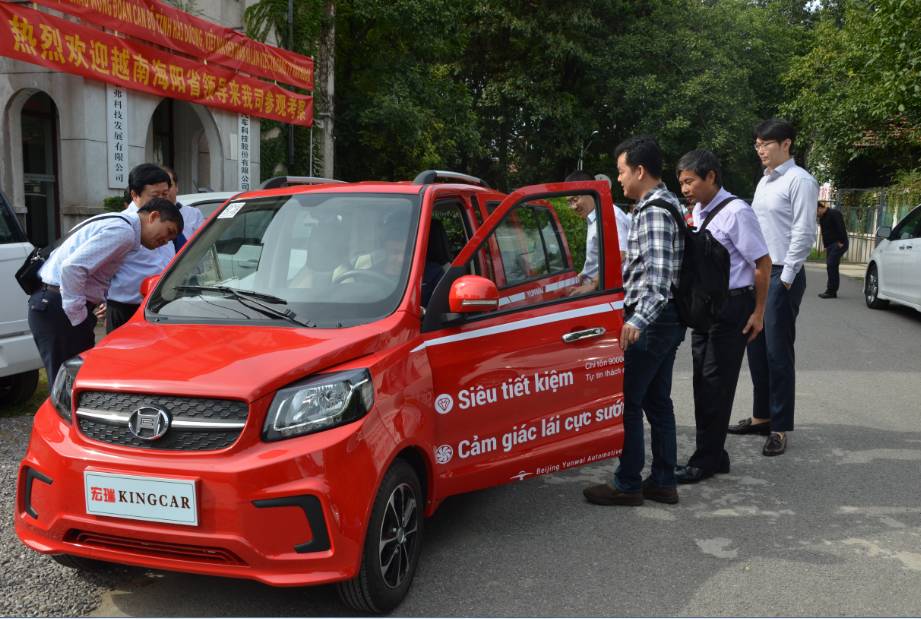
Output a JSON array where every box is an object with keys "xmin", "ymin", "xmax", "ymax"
[{"xmin": 813, "ymin": 187, "xmax": 921, "ymax": 264}]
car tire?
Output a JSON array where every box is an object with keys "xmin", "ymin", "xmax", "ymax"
[
  {"xmin": 337, "ymin": 459, "xmax": 423, "ymax": 614},
  {"xmin": 51, "ymin": 554, "xmax": 116, "ymax": 572},
  {"xmin": 0, "ymin": 370, "xmax": 39, "ymax": 406},
  {"xmin": 865, "ymin": 264, "xmax": 888, "ymax": 309}
]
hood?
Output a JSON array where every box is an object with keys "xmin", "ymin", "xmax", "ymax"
[{"xmin": 76, "ymin": 319, "xmax": 406, "ymax": 402}]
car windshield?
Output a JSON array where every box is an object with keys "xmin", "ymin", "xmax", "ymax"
[{"xmin": 148, "ymin": 192, "xmax": 420, "ymax": 328}]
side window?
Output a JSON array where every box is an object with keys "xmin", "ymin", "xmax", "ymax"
[
  {"xmin": 0, "ymin": 200, "xmax": 26, "ymax": 244},
  {"xmin": 432, "ymin": 202, "xmax": 471, "ymax": 263},
  {"xmin": 462, "ymin": 194, "xmax": 600, "ymax": 314},
  {"xmin": 896, "ymin": 208, "xmax": 921, "ymax": 239}
]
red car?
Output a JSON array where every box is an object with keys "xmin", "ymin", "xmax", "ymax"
[{"xmin": 15, "ymin": 171, "xmax": 626, "ymax": 612}]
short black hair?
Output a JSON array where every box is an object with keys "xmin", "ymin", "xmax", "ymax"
[
  {"xmin": 754, "ymin": 118, "xmax": 796, "ymax": 148},
  {"xmin": 565, "ymin": 170, "xmax": 594, "ymax": 182},
  {"xmin": 614, "ymin": 136, "xmax": 663, "ymax": 179},
  {"xmin": 128, "ymin": 163, "xmax": 171, "ymax": 195},
  {"xmin": 676, "ymin": 149, "xmax": 722, "ymax": 187},
  {"xmin": 161, "ymin": 165, "xmax": 177, "ymax": 183},
  {"xmin": 138, "ymin": 197, "xmax": 184, "ymax": 231}
]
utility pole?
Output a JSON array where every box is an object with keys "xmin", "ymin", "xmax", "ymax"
[
  {"xmin": 286, "ymin": 0, "xmax": 295, "ymax": 174},
  {"xmin": 316, "ymin": 0, "xmax": 335, "ymax": 179},
  {"xmin": 578, "ymin": 130, "xmax": 599, "ymax": 170}
]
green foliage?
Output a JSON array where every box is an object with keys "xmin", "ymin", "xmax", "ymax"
[
  {"xmin": 783, "ymin": 0, "xmax": 921, "ymax": 184},
  {"xmin": 102, "ymin": 195, "xmax": 125, "ymax": 212}
]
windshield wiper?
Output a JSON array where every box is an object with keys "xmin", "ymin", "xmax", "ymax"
[
  {"xmin": 174, "ymin": 285, "xmax": 312, "ymax": 327},
  {"xmin": 176, "ymin": 285, "xmax": 288, "ymax": 304}
]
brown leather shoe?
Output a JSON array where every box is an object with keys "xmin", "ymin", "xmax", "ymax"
[
  {"xmin": 583, "ymin": 483, "xmax": 643, "ymax": 506},
  {"xmin": 763, "ymin": 432, "xmax": 787, "ymax": 456},
  {"xmin": 727, "ymin": 418, "xmax": 771, "ymax": 436},
  {"xmin": 642, "ymin": 477, "xmax": 679, "ymax": 504}
]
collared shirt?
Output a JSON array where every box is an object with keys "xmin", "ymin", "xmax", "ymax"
[
  {"xmin": 692, "ymin": 187, "xmax": 770, "ymax": 290},
  {"xmin": 178, "ymin": 202, "xmax": 205, "ymax": 239},
  {"xmin": 580, "ymin": 205, "xmax": 632, "ymax": 281},
  {"xmin": 623, "ymin": 183, "xmax": 685, "ymax": 330},
  {"xmin": 38, "ymin": 212, "xmax": 140, "ymax": 326},
  {"xmin": 751, "ymin": 158, "xmax": 819, "ymax": 284},
  {"xmin": 106, "ymin": 204, "xmax": 175, "ymax": 304}
]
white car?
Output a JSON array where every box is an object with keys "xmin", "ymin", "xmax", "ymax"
[
  {"xmin": 0, "ymin": 192, "xmax": 43, "ymax": 405},
  {"xmin": 865, "ymin": 203, "xmax": 921, "ymax": 312},
  {"xmin": 176, "ymin": 191, "xmax": 239, "ymax": 221}
]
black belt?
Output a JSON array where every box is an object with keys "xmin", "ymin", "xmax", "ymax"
[
  {"xmin": 728, "ymin": 286, "xmax": 754, "ymax": 297},
  {"xmin": 41, "ymin": 283, "xmax": 60, "ymax": 293}
]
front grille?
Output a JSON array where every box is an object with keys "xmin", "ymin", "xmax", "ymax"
[
  {"xmin": 75, "ymin": 392, "xmax": 248, "ymax": 451},
  {"xmin": 66, "ymin": 530, "xmax": 245, "ymax": 565}
]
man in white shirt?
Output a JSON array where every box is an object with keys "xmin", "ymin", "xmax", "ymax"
[
  {"xmin": 565, "ymin": 170, "xmax": 630, "ymax": 295},
  {"xmin": 163, "ymin": 166, "xmax": 205, "ymax": 248},
  {"xmin": 727, "ymin": 118, "xmax": 818, "ymax": 457},
  {"xmin": 28, "ymin": 200, "xmax": 182, "ymax": 384},
  {"xmin": 105, "ymin": 164, "xmax": 175, "ymax": 332}
]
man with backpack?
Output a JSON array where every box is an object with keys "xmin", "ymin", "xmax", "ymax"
[
  {"xmin": 27, "ymin": 199, "xmax": 182, "ymax": 386},
  {"xmin": 583, "ymin": 136, "xmax": 687, "ymax": 507},
  {"xmin": 674, "ymin": 150, "xmax": 771, "ymax": 484}
]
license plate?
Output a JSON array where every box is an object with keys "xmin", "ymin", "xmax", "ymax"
[{"xmin": 84, "ymin": 471, "xmax": 198, "ymax": 526}]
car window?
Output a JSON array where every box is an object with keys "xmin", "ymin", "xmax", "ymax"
[
  {"xmin": 460, "ymin": 194, "xmax": 596, "ymax": 314},
  {"xmin": 149, "ymin": 192, "xmax": 420, "ymax": 328},
  {"xmin": 0, "ymin": 197, "xmax": 27, "ymax": 244},
  {"xmin": 894, "ymin": 207, "xmax": 921, "ymax": 239},
  {"xmin": 194, "ymin": 200, "xmax": 227, "ymax": 219}
]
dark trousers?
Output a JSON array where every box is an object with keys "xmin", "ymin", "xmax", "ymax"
[
  {"xmin": 27, "ymin": 289, "xmax": 97, "ymax": 387},
  {"xmin": 746, "ymin": 267, "xmax": 806, "ymax": 432},
  {"xmin": 825, "ymin": 242, "xmax": 848, "ymax": 293},
  {"xmin": 105, "ymin": 299, "xmax": 140, "ymax": 333},
  {"xmin": 689, "ymin": 291, "xmax": 755, "ymax": 472},
  {"xmin": 614, "ymin": 301, "xmax": 687, "ymax": 492}
]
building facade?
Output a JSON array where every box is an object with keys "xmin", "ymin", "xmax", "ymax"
[{"xmin": 0, "ymin": 0, "xmax": 265, "ymax": 245}]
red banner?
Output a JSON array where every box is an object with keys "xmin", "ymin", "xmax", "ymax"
[
  {"xmin": 0, "ymin": 3, "xmax": 312, "ymax": 126},
  {"xmin": 31, "ymin": 0, "xmax": 313, "ymax": 91}
]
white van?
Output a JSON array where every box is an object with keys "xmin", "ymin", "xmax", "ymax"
[{"xmin": 0, "ymin": 192, "xmax": 42, "ymax": 405}]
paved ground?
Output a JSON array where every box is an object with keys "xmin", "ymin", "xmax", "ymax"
[{"xmin": 4, "ymin": 262, "xmax": 920, "ymax": 616}]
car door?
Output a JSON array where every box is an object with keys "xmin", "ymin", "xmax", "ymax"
[
  {"xmin": 417, "ymin": 181, "xmax": 626, "ymax": 496},
  {"xmin": 896, "ymin": 206, "xmax": 921, "ymax": 305},
  {"xmin": 885, "ymin": 207, "xmax": 921, "ymax": 300}
]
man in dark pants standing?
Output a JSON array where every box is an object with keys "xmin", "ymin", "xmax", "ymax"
[
  {"xmin": 583, "ymin": 136, "xmax": 687, "ymax": 506},
  {"xmin": 817, "ymin": 200, "xmax": 848, "ymax": 298},
  {"xmin": 674, "ymin": 150, "xmax": 771, "ymax": 483},
  {"xmin": 728, "ymin": 119, "xmax": 818, "ymax": 456},
  {"xmin": 28, "ymin": 200, "xmax": 182, "ymax": 386}
]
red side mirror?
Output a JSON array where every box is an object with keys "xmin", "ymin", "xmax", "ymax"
[
  {"xmin": 139, "ymin": 275, "xmax": 160, "ymax": 298},
  {"xmin": 449, "ymin": 275, "xmax": 499, "ymax": 313}
]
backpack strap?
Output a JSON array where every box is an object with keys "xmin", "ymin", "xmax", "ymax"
[
  {"xmin": 640, "ymin": 198, "xmax": 687, "ymax": 231},
  {"xmin": 699, "ymin": 196, "xmax": 736, "ymax": 231}
]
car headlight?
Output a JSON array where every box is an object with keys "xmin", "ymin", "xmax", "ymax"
[
  {"xmin": 263, "ymin": 369, "xmax": 374, "ymax": 441},
  {"xmin": 50, "ymin": 356, "xmax": 83, "ymax": 423}
]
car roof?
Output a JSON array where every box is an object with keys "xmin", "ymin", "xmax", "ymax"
[{"xmin": 176, "ymin": 192, "xmax": 240, "ymax": 205}]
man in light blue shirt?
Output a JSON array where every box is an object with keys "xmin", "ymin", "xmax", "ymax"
[
  {"xmin": 163, "ymin": 166, "xmax": 205, "ymax": 250},
  {"xmin": 105, "ymin": 164, "xmax": 174, "ymax": 332},
  {"xmin": 728, "ymin": 119, "xmax": 818, "ymax": 457},
  {"xmin": 28, "ymin": 200, "xmax": 182, "ymax": 385}
]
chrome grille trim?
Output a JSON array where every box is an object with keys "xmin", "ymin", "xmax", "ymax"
[{"xmin": 76, "ymin": 408, "xmax": 246, "ymax": 430}]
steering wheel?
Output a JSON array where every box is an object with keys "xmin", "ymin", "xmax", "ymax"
[{"xmin": 331, "ymin": 269, "xmax": 394, "ymax": 286}]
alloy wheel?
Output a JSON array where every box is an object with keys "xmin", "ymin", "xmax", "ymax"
[{"xmin": 378, "ymin": 482, "xmax": 418, "ymax": 589}]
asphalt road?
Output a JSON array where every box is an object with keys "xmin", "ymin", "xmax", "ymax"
[{"xmin": 6, "ymin": 263, "xmax": 921, "ymax": 616}]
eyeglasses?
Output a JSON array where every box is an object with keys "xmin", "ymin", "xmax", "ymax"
[{"xmin": 753, "ymin": 140, "xmax": 778, "ymax": 152}]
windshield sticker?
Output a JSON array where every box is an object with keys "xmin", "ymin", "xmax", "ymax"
[{"xmin": 218, "ymin": 201, "xmax": 246, "ymax": 219}]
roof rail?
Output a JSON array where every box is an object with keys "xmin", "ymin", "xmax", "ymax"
[
  {"xmin": 412, "ymin": 170, "xmax": 490, "ymax": 188},
  {"xmin": 259, "ymin": 176, "xmax": 345, "ymax": 190}
]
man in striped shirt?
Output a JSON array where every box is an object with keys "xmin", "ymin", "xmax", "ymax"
[{"xmin": 584, "ymin": 136, "xmax": 687, "ymax": 507}]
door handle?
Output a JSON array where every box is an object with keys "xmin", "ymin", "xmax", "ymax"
[{"xmin": 562, "ymin": 327, "xmax": 606, "ymax": 343}]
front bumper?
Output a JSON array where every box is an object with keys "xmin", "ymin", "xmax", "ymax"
[{"xmin": 15, "ymin": 400, "xmax": 382, "ymax": 587}]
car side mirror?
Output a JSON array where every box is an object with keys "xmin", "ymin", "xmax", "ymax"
[
  {"xmin": 875, "ymin": 226, "xmax": 892, "ymax": 240},
  {"xmin": 448, "ymin": 275, "xmax": 499, "ymax": 313},
  {"xmin": 139, "ymin": 275, "xmax": 160, "ymax": 297}
]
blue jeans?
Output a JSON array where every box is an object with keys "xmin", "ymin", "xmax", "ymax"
[
  {"xmin": 614, "ymin": 302, "xmax": 687, "ymax": 492},
  {"xmin": 746, "ymin": 267, "xmax": 806, "ymax": 431}
]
